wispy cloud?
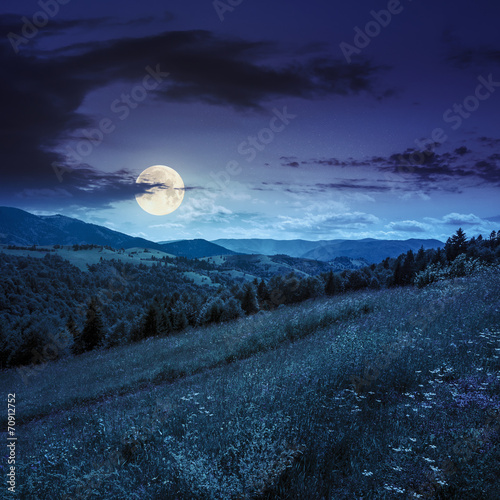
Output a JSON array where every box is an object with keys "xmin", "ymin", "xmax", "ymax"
[{"xmin": 272, "ymin": 143, "xmax": 500, "ymax": 196}]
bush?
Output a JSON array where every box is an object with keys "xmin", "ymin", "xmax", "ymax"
[{"xmin": 414, "ymin": 255, "xmax": 487, "ymax": 288}]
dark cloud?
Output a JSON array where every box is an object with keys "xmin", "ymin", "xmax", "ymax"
[
  {"xmin": 0, "ymin": 11, "xmax": 174, "ymax": 41},
  {"xmin": 379, "ymin": 147, "xmax": 500, "ymax": 190},
  {"xmin": 252, "ymin": 180, "xmax": 392, "ymax": 194},
  {"xmin": 280, "ymin": 157, "xmax": 300, "ymax": 168},
  {"xmin": 478, "ymin": 137, "xmax": 500, "ymax": 148},
  {"xmin": 281, "ymin": 157, "xmax": 370, "ymax": 168},
  {"xmin": 448, "ymin": 46, "xmax": 500, "ymax": 68},
  {"xmin": 314, "ymin": 182, "xmax": 390, "ymax": 193},
  {"xmin": 272, "ymin": 144, "xmax": 500, "ymax": 196},
  {"xmin": 455, "ymin": 146, "xmax": 470, "ymax": 156},
  {"xmin": 0, "ymin": 18, "xmax": 388, "ymax": 208},
  {"xmin": 14, "ymin": 167, "xmax": 169, "ymax": 210}
]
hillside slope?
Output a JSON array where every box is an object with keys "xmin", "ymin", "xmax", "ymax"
[
  {"xmin": 0, "ymin": 207, "xmax": 163, "ymax": 249},
  {"xmin": 3, "ymin": 268, "xmax": 499, "ymax": 499}
]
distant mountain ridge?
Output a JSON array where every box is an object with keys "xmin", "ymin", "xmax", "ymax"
[
  {"xmin": 0, "ymin": 207, "xmax": 164, "ymax": 250},
  {"xmin": 0, "ymin": 207, "xmax": 443, "ymax": 263},
  {"xmin": 160, "ymin": 239, "xmax": 237, "ymax": 259},
  {"xmin": 214, "ymin": 237, "xmax": 444, "ymax": 263},
  {"xmin": 0, "ymin": 207, "xmax": 236, "ymax": 258}
]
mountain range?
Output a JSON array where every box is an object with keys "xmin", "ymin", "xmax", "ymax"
[
  {"xmin": 0, "ymin": 207, "xmax": 234, "ymax": 258},
  {"xmin": 214, "ymin": 238, "xmax": 444, "ymax": 263},
  {"xmin": 0, "ymin": 207, "xmax": 443, "ymax": 262}
]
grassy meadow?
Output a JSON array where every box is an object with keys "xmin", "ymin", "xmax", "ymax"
[{"xmin": 1, "ymin": 268, "xmax": 499, "ymax": 499}]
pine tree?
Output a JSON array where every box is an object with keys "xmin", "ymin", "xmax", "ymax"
[
  {"xmin": 158, "ymin": 311, "xmax": 173, "ymax": 336},
  {"xmin": 141, "ymin": 305, "xmax": 158, "ymax": 339},
  {"xmin": 74, "ymin": 297, "xmax": 105, "ymax": 353},
  {"xmin": 66, "ymin": 315, "xmax": 79, "ymax": 340},
  {"xmin": 345, "ymin": 270, "xmax": 368, "ymax": 291},
  {"xmin": 415, "ymin": 246, "xmax": 427, "ymax": 272},
  {"xmin": 325, "ymin": 271, "xmax": 343, "ymax": 296},
  {"xmin": 325, "ymin": 270, "xmax": 336, "ymax": 296},
  {"xmin": 257, "ymin": 280, "xmax": 270, "ymax": 306},
  {"xmin": 490, "ymin": 230, "xmax": 497, "ymax": 247},
  {"xmin": 432, "ymin": 247, "xmax": 445, "ymax": 265},
  {"xmin": 392, "ymin": 260, "xmax": 403, "ymax": 286},
  {"xmin": 446, "ymin": 228, "xmax": 468, "ymax": 261},
  {"xmin": 221, "ymin": 297, "xmax": 243, "ymax": 322},
  {"xmin": 172, "ymin": 304, "xmax": 188, "ymax": 331},
  {"xmin": 400, "ymin": 249, "xmax": 416, "ymax": 285},
  {"xmin": 241, "ymin": 283, "xmax": 259, "ymax": 315}
]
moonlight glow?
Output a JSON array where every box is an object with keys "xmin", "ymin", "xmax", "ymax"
[{"xmin": 135, "ymin": 165, "xmax": 185, "ymax": 216}]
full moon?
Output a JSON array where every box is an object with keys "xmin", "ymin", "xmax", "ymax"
[{"xmin": 135, "ymin": 165, "xmax": 185, "ymax": 216}]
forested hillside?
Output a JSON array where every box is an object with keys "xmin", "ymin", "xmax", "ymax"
[{"xmin": 1, "ymin": 228, "xmax": 499, "ymax": 372}]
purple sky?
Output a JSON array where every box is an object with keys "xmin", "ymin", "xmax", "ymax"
[{"xmin": 1, "ymin": 0, "xmax": 499, "ymax": 242}]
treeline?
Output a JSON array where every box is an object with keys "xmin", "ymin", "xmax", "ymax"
[
  {"xmin": 5, "ymin": 243, "xmax": 121, "ymax": 252},
  {"xmin": 392, "ymin": 228, "xmax": 500, "ymax": 287}
]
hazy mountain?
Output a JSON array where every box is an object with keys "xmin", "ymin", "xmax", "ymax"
[
  {"xmin": 214, "ymin": 238, "xmax": 444, "ymax": 263},
  {"xmin": 213, "ymin": 238, "xmax": 321, "ymax": 257},
  {"xmin": 160, "ymin": 239, "xmax": 238, "ymax": 258},
  {"xmin": 1, "ymin": 207, "xmax": 442, "ymax": 263},
  {"xmin": 0, "ymin": 207, "xmax": 68, "ymax": 246},
  {"xmin": 0, "ymin": 207, "xmax": 165, "ymax": 250},
  {"xmin": 301, "ymin": 238, "xmax": 444, "ymax": 263}
]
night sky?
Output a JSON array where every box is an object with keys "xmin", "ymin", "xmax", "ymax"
[{"xmin": 1, "ymin": 0, "xmax": 499, "ymax": 242}]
